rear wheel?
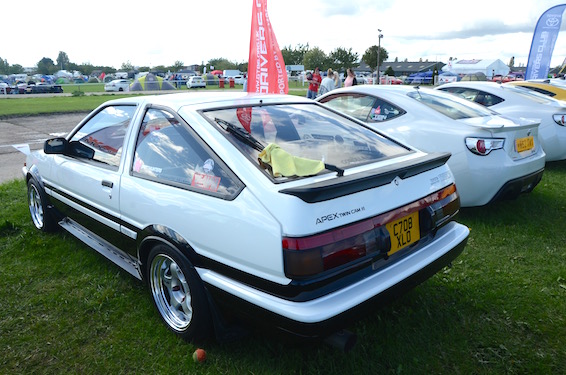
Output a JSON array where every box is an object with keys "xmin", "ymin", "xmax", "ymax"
[
  {"xmin": 147, "ymin": 244, "xmax": 212, "ymax": 342},
  {"xmin": 27, "ymin": 178, "xmax": 58, "ymax": 232}
]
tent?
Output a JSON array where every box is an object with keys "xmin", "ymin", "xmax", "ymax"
[
  {"xmin": 405, "ymin": 70, "xmax": 434, "ymax": 84},
  {"xmin": 130, "ymin": 73, "xmax": 176, "ymax": 91},
  {"xmin": 442, "ymin": 59, "xmax": 509, "ymax": 79},
  {"xmin": 55, "ymin": 77, "xmax": 70, "ymax": 84},
  {"xmin": 461, "ymin": 72, "xmax": 487, "ymax": 81},
  {"xmin": 202, "ymin": 73, "xmax": 219, "ymax": 86}
]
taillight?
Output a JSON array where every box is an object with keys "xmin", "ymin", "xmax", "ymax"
[
  {"xmin": 283, "ymin": 184, "xmax": 460, "ymax": 279},
  {"xmin": 553, "ymin": 114, "xmax": 566, "ymax": 126},
  {"xmin": 465, "ymin": 137, "xmax": 504, "ymax": 155}
]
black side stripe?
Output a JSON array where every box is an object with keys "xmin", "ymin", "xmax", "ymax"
[{"xmin": 45, "ymin": 182, "xmax": 139, "ymax": 233}]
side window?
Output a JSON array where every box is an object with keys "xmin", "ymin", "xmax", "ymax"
[
  {"xmin": 368, "ymin": 98, "xmax": 404, "ymax": 122},
  {"xmin": 133, "ymin": 108, "xmax": 243, "ymax": 199},
  {"xmin": 320, "ymin": 94, "xmax": 376, "ymax": 121},
  {"xmin": 474, "ymin": 90, "xmax": 504, "ymax": 107},
  {"xmin": 69, "ymin": 105, "xmax": 136, "ymax": 167}
]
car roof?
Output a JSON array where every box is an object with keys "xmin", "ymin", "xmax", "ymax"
[
  {"xmin": 439, "ymin": 80, "xmax": 565, "ymax": 106},
  {"xmin": 102, "ymin": 92, "xmax": 313, "ymax": 112},
  {"xmin": 318, "ymin": 85, "xmax": 429, "ymax": 101},
  {"xmin": 318, "ymin": 84, "xmax": 465, "ymax": 104}
]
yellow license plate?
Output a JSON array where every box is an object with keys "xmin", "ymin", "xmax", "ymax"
[
  {"xmin": 385, "ymin": 211, "xmax": 420, "ymax": 256},
  {"xmin": 515, "ymin": 136, "xmax": 534, "ymax": 153}
]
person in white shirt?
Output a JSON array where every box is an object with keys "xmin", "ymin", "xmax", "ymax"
[{"xmin": 319, "ymin": 69, "xmax": 336, "ymax": 96}]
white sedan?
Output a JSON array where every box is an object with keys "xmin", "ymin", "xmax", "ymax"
[
  {"xmin": 23, "ymin": 92, "xmax": 468, "ymax": 345},
  {"xmin": 317, "ymin": 85, "xmax": 545, "ymax": 207},
  {"xmin": 104, "ymin": 79, "xmax": 130, "ymax": 92},
  {"xmin": 437, "ymin": 81, "xmax": 566, "ymax": 161}
]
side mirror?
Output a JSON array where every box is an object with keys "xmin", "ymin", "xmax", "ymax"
[
  {"xmin": 44, "ymin": 137, "xmax": 68, "ymax": 154},
  {"xmin": 43, "ymin": 137, "xmax": 95, "ymax": 160}
]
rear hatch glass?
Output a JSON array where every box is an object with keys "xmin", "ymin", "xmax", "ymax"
[
  {"xmin": 407, "ymin": 89, "xmax": 497, "ymax": 120},
  {"xmin": 202, "ymin": 103, "xmax": 413, "ymax": 180}
]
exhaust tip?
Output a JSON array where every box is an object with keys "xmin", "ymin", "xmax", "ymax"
[{"xmin": 324, "ymin": 329, "xmax": 357, "ymax": 352}]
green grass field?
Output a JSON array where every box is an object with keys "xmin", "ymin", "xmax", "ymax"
[
  {"xmin": 0, "ymin": 82, "xmax": 309, "ymax": 118},
  {"xmin": 0, "ymin": 95, "xmax": 565, "ymax": 374}
]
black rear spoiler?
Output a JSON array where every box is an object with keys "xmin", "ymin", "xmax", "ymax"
[{"xmin": 280, "ymin": 152, "xmax": 452, "ymax": 203}]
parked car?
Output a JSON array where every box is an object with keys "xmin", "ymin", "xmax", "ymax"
[
  {"xmin": 380, "ymin": 76, "xmax": 403, "ymax": 85},
  {"xmin": 317, "ymin": 85, "xmax": 545, "ymax": 207},
  {"xmin": 492, "ymin": 73, "xmax": 524, "ymax": 83},
  {"xmin": 186, "ymin": 76, "xmax": 206, "ymax": 88},
  {"xmin": 25, "ymin": 82, "xmax": 64, "ymax": 94},
  {"xmin": 23, "ymin": 92, "xmax": 469, "ymax": 343},
  {"xmin": 104, "ymin": 79, "xmax": 130, "ymax": 92},
  {"xmin": 437, "ymin": 81, "xmax": 566, "ymax": 161},
  {"xmin": 0, "ymin": 82, "xmax": 9, "ymax": 94},
  {"xmin": 505, "ymin": 80, "xmax": 566, "ymax": 101},
  {"xmin": 224, "ymin": 75, "xmax": 246, "ymax": 85}
]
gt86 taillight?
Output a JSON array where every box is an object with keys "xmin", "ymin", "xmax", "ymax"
[
  {"xmin": 283, "ymin": 184, "xmax": 460, "ymax": 279},
  {"xmin": 465, "ymin": 137, "xmax": 504, "ymax": 155},
  {"xmin": 553, "ymin": 114, "xmax": 566, "ymax": 126}
]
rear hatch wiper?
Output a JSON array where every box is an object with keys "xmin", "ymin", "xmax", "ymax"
[{"xmin": 215, "ymin": 117, "xmax": 265, "ymax": 152}]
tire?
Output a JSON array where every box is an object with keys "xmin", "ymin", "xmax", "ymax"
[
  {"xmin": 147, "ymin": 244, "xmax": 212, "ymax": 342},
  {"xmin": 27, "ymin": 178, "xmax": 58, "ymax": 232}
]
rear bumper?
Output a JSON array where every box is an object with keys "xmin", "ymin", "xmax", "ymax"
[
  {"xmin": 489, "ymin": 167, "xmax": 544, "ymax": 204},
  {"xmin": 197, "ymin": 221, "xmax": 469, "ymax": 337}
]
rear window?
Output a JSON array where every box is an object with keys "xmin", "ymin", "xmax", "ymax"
[
  {"xmin": 201, "ymin": 103, "xmax": 412, "ymax": 179},
  {"xmin": 503, "ymin": 85, "xmax": 558, "ymax": 104},
  {"xmin": 407, "ymin": 89, "xmax": 496, "ymax": 120}
]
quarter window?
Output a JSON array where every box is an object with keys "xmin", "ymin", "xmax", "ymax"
[
  {"xmin": 133, "ymin": 108, "xmax": 242, "ymax": 199},
  {"xmin": 439, "ymin": 87, "xmax": 504, "ymax": 107},
  {"xmin": 319, "ymin": 94, "xmax": 404, "ymax": 122}
]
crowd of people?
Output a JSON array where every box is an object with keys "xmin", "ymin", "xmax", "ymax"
[{"xmin": 305, "ymin": 67, "xmax": 358, "ymax": 98}]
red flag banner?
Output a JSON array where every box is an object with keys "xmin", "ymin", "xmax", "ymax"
[
  {"xmin": 236, "ymin": 107, "xmax": 252, "ymax": 133},
  {"xmin": 248, "ymin": 0, "xmax": 288, "ymax": 94}
]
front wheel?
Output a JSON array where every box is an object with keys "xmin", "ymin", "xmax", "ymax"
[
  {"xmin": 27, "ymin": 178, "xmax": 58, "ymax": 232},
  {"xmin": 147, "ymin": 244, "xmax": 212, "ymax": 342}
]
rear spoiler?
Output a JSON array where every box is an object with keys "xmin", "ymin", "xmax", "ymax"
[{"xmin": 280, "ymin": 152, "xmax": 451, "ymax": 203}]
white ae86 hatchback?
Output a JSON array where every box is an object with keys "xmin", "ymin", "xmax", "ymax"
[{"xmin": 23, "ymin": 92, "xmax": 469, "ymax": 344}]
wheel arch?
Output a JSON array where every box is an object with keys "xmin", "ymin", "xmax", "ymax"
[
  {"xmin": 137, "ymin": 225, "xmax": 201, "ymax": 282},
  {"xmin": 25, "ymin": 164, "xmax": 44, "ymax": 186}
]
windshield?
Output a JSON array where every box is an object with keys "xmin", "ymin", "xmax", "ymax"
[
  {"xmin": 407, "ymin": 89, "xmax": 496, "ymax": 120},
  {"xmin": 201, "ymin": 103, "xmax": 412, "ymax": 178}
]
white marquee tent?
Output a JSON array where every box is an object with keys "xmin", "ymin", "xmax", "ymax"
[{"xmin": 442, "ymin": 59, "xmax": 510, "ymax": 78}]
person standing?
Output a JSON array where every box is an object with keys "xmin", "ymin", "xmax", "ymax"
[
  {"xmin": 306, "ymin": 67, "xmax": 322, "ymax": 99},
  {"xmin": 334, "ymin": 70, "xmax": 342, "ymax": 89},
  {"xmin": 319, "ymin": 69, "xmax": 336, "ymax": 95},
  {"xmin": 344, "ymin": 68, "xmax": 357, "ymax": 87}
]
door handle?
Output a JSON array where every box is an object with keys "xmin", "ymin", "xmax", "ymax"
[{"xmin": 101, "ymin": 180, "xmax": 114, "ymax": 188}]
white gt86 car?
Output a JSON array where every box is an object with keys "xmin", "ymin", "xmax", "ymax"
[
  {"xmin": 437, "ymin": 81, "xmax": 566, "ymax": 161},
  {"xmin": 317, "ymin": 86, "xmax": 545, "ymax": 207},
  {"xmin": 23, "ymin": 92, "xmax": 469, "ymax": 345}
]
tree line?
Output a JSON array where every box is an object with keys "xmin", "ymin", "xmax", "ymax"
[{"xmin": 0, "ymin": 44, "xmax": 389, "ymax": 76}]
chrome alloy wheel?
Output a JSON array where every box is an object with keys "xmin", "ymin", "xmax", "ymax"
[
  {"xmin": 149, "ymin": 253, "xmax": 193, "ymax": 332},
  {"xmin": 28, "ymin": 182, "xmax": 45, "ymax": 230}
]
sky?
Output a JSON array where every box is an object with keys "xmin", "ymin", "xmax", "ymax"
[{"xmin": 3, "ymin": 0, "xmax": 566, "ymax": 71}]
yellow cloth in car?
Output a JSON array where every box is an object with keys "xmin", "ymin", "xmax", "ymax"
[{"xmin": 258, "ymin": 143, "xmax": 325, "ymax": 177}]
